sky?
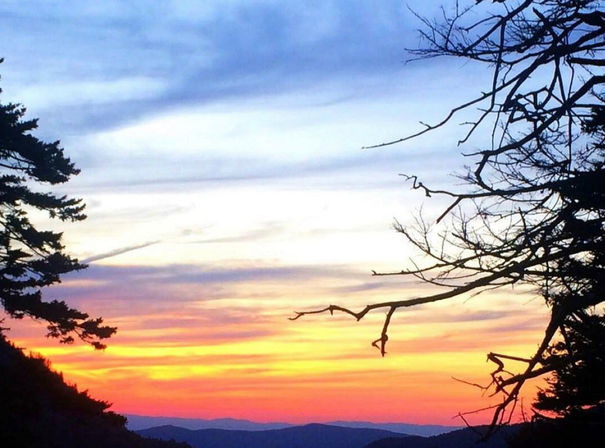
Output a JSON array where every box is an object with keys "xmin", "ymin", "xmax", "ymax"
[{"xmin": 1, "ymin": 0, "xmax": 550, "ymax": 425}]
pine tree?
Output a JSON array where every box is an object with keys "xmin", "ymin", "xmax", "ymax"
[{"xmin": 0, "ymin": 60, "xmax": 115, "ymax": 349}]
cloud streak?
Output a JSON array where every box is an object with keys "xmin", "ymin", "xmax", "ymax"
[{"xmin": 81, "ymin": 241, "xmax": 160, "ymax": 264}]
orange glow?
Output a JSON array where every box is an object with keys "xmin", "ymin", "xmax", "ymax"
[{"xmin": 8, "ymin": 275, "xmax": 549, "ymax": 426}]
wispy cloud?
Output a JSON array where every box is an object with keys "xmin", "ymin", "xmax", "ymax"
[
  {"xmin": 81, "ymin": 241, "xmax": 160, "ymax": 264},
  {"xmin": 188, "ymin": 222, "xmax": 286, "ymax": 244},
  {"xmin": 0, "ymin": 0, "xmax": 415, "ymax": 134},
  {"xmin": 41, "ymin": 262, "xmax": 372, "ymax": 313},
  {"xmin": 57, "ymin": 262, "xmax": 367, "ymax": 289}
]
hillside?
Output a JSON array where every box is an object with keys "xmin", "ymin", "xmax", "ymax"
[
  {"xmin": 138, "ymin": 423, "xmax": 402, "ymax": 448},
  {"xmin": 0, "ymin": 334, "xmax": 189, "ymax": 448}
]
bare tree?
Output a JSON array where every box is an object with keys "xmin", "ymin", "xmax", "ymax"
[{"xmin": 292, "ymin": 0, "xmax": 605, "ymax": 433}]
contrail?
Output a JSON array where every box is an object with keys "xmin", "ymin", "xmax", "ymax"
[{"xmin": 80, "ymin": 240, "xmax": 160, "ymax": 264}]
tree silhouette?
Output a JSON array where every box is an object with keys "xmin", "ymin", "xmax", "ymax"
[
  {"xmin": 0, "ymin": 60, "xmax": 115, "ymax": 349},
  {"xmin": 292, "ymin": 0, "xmax": 605, "ymax": 432},
  {"xmin": 534, "ymin": 311, "xmax": 605, "ymax": 417},
  {"xmin": 0, "ymin": 334, "xmax": 189, "ymax": 447}
]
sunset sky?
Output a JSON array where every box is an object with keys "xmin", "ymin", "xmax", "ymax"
[{"xmin": 1, "ymin": 0, "xmax": 549, "ymax": 425}]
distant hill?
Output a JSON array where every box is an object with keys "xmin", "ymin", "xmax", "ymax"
[
  {"xmin": 0, "ymin": 334, "xmax": 190, "ymax": 448},
  {"xmin": 126, "ymin": 414, "xmax": 458, "ymax": 436},
  {"xmin": 327, "ymin": 421, "xmax": 458, "ymax": 437},
  {"xmin": 126, "ymin": 414, "xmax": 291, "ymax": 431},
  {"xmin": 138, "ymin": 423, "xmax": 404, "ymax": 448},
  {"xmin": 363, "ymin": 425, "xmax": 519, "ymax": 448}
]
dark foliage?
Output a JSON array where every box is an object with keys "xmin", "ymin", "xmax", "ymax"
[
  {"xmin": 0, "ymin": 334, "xmax": 190, "ymax": 448},
  {"xmin": 507, "ymin": 413, "xmax": 605, "ymax": 448},
  {"xmin": 535, "ymin": 313, "xmax": 605, "ymax": 416},
  {"xmin": 0, "ymin": 60, "xmax": 115, "ymax": 348}
]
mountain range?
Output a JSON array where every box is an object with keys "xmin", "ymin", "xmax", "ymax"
[
  {"xmin": 126, "ymin": 414, "xmax": 458, "ymax": 436},
  {"xmin": 138, "ymin": 424, "xmax": 402, "ymax": 448},
  {"xmin": 137, "ymin": 423, "xmax": 517, "ymax": 448}
]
